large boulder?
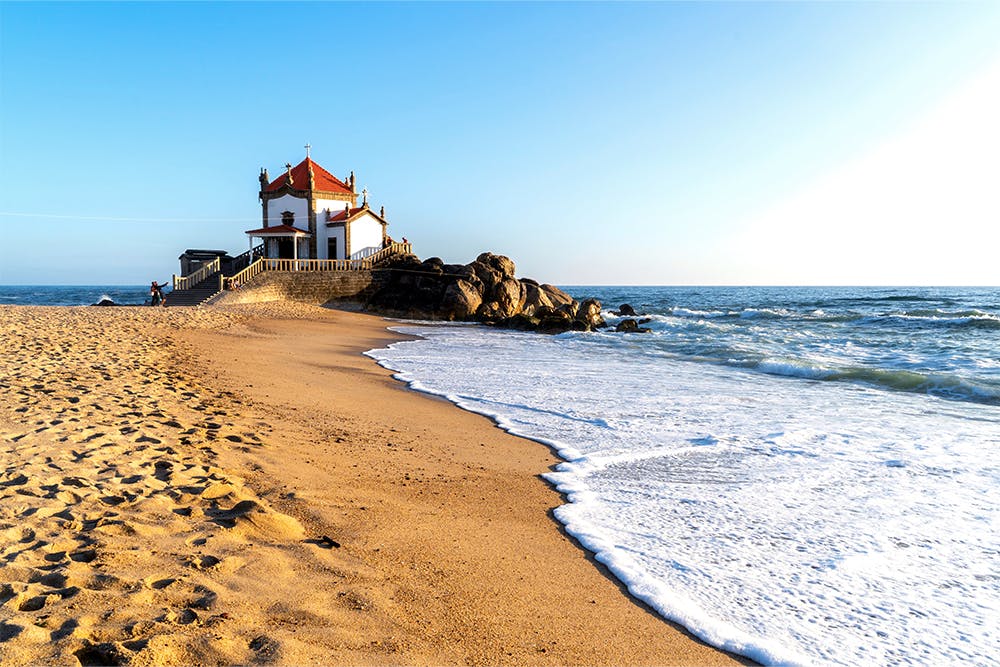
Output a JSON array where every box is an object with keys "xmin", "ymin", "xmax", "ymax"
[
  {"xmin": 576, "ymin": 298, "xmax": 605, "ymax": 330},
  {"xmin": 521, "ymin": 282, "xmax": 574, "ymax": 317},
  {"xmin": 490, "ymin": 278, "xmax": 524, "ymax": 318},
  {"xmin": 477, "ymin": 252, "xmax": 516, "ymax": 279},
  {"xmin": 364, "ymin": 251, "xmax": 603, "ymax": 333},
  {"xmin": 441, "ymin": 279, "xmax": 483, "ymax": 320}
]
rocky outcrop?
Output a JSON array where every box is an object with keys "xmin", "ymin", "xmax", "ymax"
[
  {"xmin": 615, "ymin": 318, "xmax": 651, "ymax": 333},
  {"xmin": 364, "ymin": 252, "xmax": 606, "ymax": 333},
  {"xmin": 616, "ymin": 303, "xmax": 637, "ymax": 316}
]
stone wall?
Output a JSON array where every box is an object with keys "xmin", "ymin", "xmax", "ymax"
[{"xmin": 212, "ymin": 270, "xmax": 383, "ymax": 306}]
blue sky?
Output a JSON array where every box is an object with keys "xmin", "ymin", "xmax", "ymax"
[{"xmin": 1, "ymin": 2, "xmax": 998, "ymax": 285}]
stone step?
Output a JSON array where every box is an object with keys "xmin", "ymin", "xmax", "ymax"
[{"xmin": 165, "ymin": 288, "xmax": 218, "ymax": 307}]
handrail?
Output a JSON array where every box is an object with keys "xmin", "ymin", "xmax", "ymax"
[
  {"xmin": 230, "ymin": 244, "xmax": 265, "ymax": 273},
  {"xmin": 221, "ymin": 242, "xmax": 413, "ymax": 291},
  {"xmin": 174, "ymin": 257, "xmax": 221, "ymax": 291},
  {"xmin": 362, "ymin": 242, "xmax": 412, "ymax": 267},
  {"xmin": 226, "ymin": 257, "xmax": 267, "ymax": 291}
]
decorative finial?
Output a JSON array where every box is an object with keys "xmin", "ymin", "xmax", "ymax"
[
  {"xmin": 362, "ymin": 187, "xmax": 369, "ymax": 207},
  {"xmin": 380, "ymin": 205, "xmax": 385, "ymax": 218},
  {"xmin": 350, "ymin": 171, "xmax": 356, "ymax": 191},
  {"xmin": 285, "ymin": 163, "xmax": 294, "ymax": 187},
  {"xmin": 304, "ymin": 143, "xmax": 311, "ymax": 158},
  {"xmin": 259, "ymin": 168, "xmax": 269, "ymax": 187},
  {"xmin": 344, "ymin": 202, "xmax": 350, "ymax": 217}
]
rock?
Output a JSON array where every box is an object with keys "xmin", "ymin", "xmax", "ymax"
[
  {"xmin": 615, "ymin": 318, "xmax": 651, "ymax": 333},
  {"xmin": 491, "ymin": 278, "xmax": 525, "ymax": 319},
  {"xmin": 522, "ymin": 282, "xmax": 575, "ymax": 317},
  {"xmin": 420, "ymin": 257, "xmax": 445, "ymax": 274},
  {"xmin": 521, "ymin": 282, "xmax": 554, "ymax": 317},
  {"xmin": 470, "ymin": 261, "xmax": 502, "ymax": 293},
  {"xmin": 617, "ymin": 303, "xmax": 637, "ymax": 316},
  {"xmin": 92, "ymin": 298, "xmax": 116, "ymax": 306},
  {"xmin": 441, "ymin": 279, "xmax": 483, "ymax": 320},
  {"xmin": 541, "ymin": 284, "xmax": 574, "ymax": 308},
  {"xmin": 505, "ymin": 314, "xmax": 541, "ymax": 330},
  {"xmin": 576, "ymin": 298, "xmax": 605, "ymax": 330},
  {"xmin": 365, "ymin": 251, "xmax": 604, "ymax": 333},
  {"xmin": 476, "ymin": 252, "xmax": 516, "ymax": 280},
  {"xmin": 537, "ymin": 311, "xmax": 573, "ymax": 334}
]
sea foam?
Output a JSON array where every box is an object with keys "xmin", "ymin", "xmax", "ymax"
[{"xmin": 367, "ymin": 313, "xmax": 1000, "ymax": 666}]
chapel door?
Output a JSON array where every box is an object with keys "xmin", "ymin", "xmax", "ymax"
[
  {"xmin": 327, "ymin": 238, "xmax": 338, "ymax": 260},
  {"xmin": 277, "ymin": 238, "xmax": 294, "ymax": 259}
]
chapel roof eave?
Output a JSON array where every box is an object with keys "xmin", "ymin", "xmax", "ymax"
[
  {"xmin": 325, "ymin": 205, "xmax": 389, "ymax": 226},
  {"xmin": 244, "ymin": 224, "xmax": 312, "ymax": 237}
]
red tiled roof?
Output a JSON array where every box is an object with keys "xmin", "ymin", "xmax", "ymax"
[
  {"xmin": 325, "ymin": 206, "xmax": 388, "ymax": 226},
  {"xmin": 244, "ymin": 224, "xmax": 311, "ymax": 236},
  {"xmin": 325, "ymin": 207, "xmax": 366, "ymax": 223},
  {"xmin": 265, "ymin": 158, "xmax": 352, "ymax": 195}
]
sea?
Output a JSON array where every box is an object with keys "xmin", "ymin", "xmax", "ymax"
[
  {"xmin": 4, "ymin": 284, "xmax": 997, "ymax": 665},
  {"xmin": 0, "ymin": 285, "xmax": 152, "ymax": 306},
  {"xmin": 365, "ymin": 286, "xmax": 1000, "ymax": 667}
]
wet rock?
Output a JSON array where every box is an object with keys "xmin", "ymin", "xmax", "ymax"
[
  {"xmin": 615, "ymin": 318, "xmax": 651, "ymax": 333},
  {"xmin": 576, "ymin": 298, "xmax": 606, "ymax": 330},
  {"xmin": 617, "ymin": 303, "xmax": 637, "ymax": 316}
]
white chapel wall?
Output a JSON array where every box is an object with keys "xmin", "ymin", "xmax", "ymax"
[
  {"xmin": 326, "ymin": 226, "xmax": 346, "ymax": 260},
  {"xmin": 314, "ymin": 197, "xmax": 348, "ymax": 259},
  {"xmin": 265, "ymin": 195, "xmax": 309, "ymax": 228},
  {"xmin": 349, "ymin": 215, "xmax": 385, "ymax": 259}
]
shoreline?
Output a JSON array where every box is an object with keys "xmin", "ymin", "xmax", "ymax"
[
  {"xmin": 0, "ymin": 303, "xmax": 746, "ymax": 665},
  {"xmin": 181, "ymin": 303, "xmax": 749, "ymax": 665}
]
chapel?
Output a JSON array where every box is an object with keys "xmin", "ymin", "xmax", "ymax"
[{"xmin": 244, "ymin": 149, "xmax": 390, "ymax": 261}]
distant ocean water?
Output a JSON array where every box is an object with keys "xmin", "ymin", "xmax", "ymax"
[
  {"xmin": 367, "ymin": 286, "xmax": 1000, "ymax": 666},
  {"xmin": 0, "ymin": 285, "xmax": 152, "ymax": 306}
]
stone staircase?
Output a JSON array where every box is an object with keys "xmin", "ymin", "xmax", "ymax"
[
  {"xmin": 165, "ymin": 275, "xmax": 221, "ymax": 307},
  {"xmin": 168, "ymin": 242, "xmax": 414, "ymax": 307}
]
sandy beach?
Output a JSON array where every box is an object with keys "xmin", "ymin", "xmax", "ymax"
[{"xmin": 0, "ymin": 303, "xmax": 743, "ymax": 665}]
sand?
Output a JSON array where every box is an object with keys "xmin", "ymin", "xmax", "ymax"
[{"xmin": 0, "ymin": 303, "xmax": 745, "ymax": 665}]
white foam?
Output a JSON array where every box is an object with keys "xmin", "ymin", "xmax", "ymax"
[{"xmin": 368, "ymin": 324, "xmax": 1000, "ymax": 666}]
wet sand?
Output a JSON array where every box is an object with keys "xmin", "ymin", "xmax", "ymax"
[{"xmin": 0, "ymin": 303, "xmax": 744, "ymax": 665}]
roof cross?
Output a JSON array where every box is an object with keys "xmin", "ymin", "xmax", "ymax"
[
  {"xmin": 362, "ymin": 187, "xmax": 369, "ymax": 206},
  {"xmin": 304, "ymin": 143, "xmax": 311, "ymax": 158}
]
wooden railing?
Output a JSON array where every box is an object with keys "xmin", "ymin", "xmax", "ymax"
[
  {"xmin": 230, "ymin": 244, "xmax": 265, "ymax": 274},
  {"xmin": 226, "ymin": 257, "xmax": 268, "ymax": 291},
  {"xmin": 362, "ymin": 242, "xmax": 412, "ymax": 265},
  {"xmin": 173, "ymin": 257, "xmax": 220, "ymax": 291},
  {"xmin": 223, "ymin": 242, "xmax": 413, "ymax": 291}
]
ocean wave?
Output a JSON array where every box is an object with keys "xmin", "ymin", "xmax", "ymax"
[
  {"xmin": 877, "ymin": 312, "xmax": 1000, "ymax": 330},
  {"xmin": 830, "ymin": 294, "xmax": 955, "ymax": 304},
  {"xmin": 752, "ymin": 359, "xmax": 1000, "ymax": 404},
  {"xmin": 738, "ymin": 308, "xmax": 789, "ymax": 319},
  {"xmin": 670, "ymin": 307, "xmax": 729, "ymax": 319}
]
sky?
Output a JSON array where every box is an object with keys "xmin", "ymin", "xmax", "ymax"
[{"xmin": 1, "ymin": 2, "xmax": 998, "ymax": 286}]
